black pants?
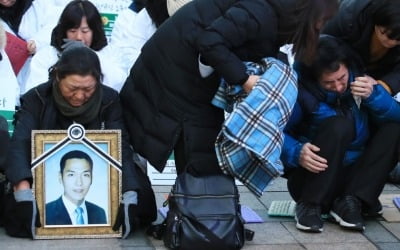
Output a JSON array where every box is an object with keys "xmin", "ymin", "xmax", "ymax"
[
  {"xmin": 136, "ymin": 168, "xmax": 158, "ymax": 224},
  {"xmin": 174, "ymin": 128, "xmax": 223, "ymax": 176},
  {"xmin": 346, "ymin": 122, "xmax": 400, "ymax": 207},
  {"xmin": 287, "ymin": 117, "xmax": 400, "ymax": 213}
]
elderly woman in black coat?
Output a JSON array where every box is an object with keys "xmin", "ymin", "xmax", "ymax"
[{"xmin": 4, "ymin": 46, "xmax": 156, "ymax": 238}]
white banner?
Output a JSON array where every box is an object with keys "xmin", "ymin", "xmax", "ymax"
[
  {"xmin": 1, "ymin": 49, "xmax": 18, "ymax": 133},
  {"xmin": 147, "ymin": 160, "xmax": 243, "ymax": 186}
]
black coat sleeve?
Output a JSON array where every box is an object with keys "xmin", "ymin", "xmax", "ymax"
[
  {"xmin": 5, "ymin": 90, "xmax": 42, "ymax": 186},
  {"xmin": 196, "ymin": 0, "xmax": 277, "ymax": 85}
]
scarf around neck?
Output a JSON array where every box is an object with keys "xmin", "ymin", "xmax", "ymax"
[{"xmin": 52, "ymin": 80, "xmax": 103, "ymax": 125}]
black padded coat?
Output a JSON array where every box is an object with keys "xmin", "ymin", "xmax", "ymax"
[{"xmin": 120, "ymin": 0, "xmax": 287, "ymax": 172}]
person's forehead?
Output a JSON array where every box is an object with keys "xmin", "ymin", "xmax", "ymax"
[
  {"xmin": 64, "ymin": 158, "xmax": 92, "ymax": 171},
  {"xmin": 62, "ymin": 74, "xmax": 96, "ymax": 88},
  {"xmin": 320, "ymin": 64, "xmax": 348, "ymax": 80}
]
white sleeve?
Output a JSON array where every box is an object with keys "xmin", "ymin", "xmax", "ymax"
[
  {"xmin": 130, "ymin": 9, "xmax": 157, "ymax": 67},
  {"xmin": 18, "ymin": 1, "xmax": 60, "ymax": 52},
  {"xmin": 110, "ymin": 8, "xmax": 156, "ymax": 76},
  {"xmin": 110, "ymin": 8, "xmax": 138, "ymax": 48},
  {"xmin": 96, "ymin": 46, "xmax": 127, "ymax": 92},
  {"xmin": 198, "ymin": 55, "xmax": 214, "ymax": 78},
  {"xmin": 23, "ymin": 47, "xmax": 58, "ymax": 94}
]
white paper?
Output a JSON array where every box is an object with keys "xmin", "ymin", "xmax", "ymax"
[{"xmin": 353, "ymin": 95, "xmax": 361, "ymax": 109}]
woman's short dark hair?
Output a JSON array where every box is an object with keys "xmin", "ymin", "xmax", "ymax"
[
  {"xmin": 372, "ymin": 0, "xmax": 400, "ymax": 40},
  {"xmin": 310, "ymin": 35, "xmax": 352, "ymax": 79},
  {"xmin": 51, "ymin": 0, "xmax": 107, "ymax": 51},
  {"xmin": 297, "ymin": 35, "xmax": 364, "ymax": 82},
  {"xmin": 49, "ymin": 46, "xmax": 103, "ymax": 83},
  {"xmin": 277, "ymin": 0, "xmax": 339, "ymax": 65}
]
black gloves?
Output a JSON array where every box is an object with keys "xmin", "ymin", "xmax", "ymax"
[
  {"xmin": 4, "ymin": 189, "xmax": 41, "ymax": 238},
  {"xmin": 113, "ymin": 191, "xmax": 139, "ymax": 239},
  {"xmin": 61, "ymin": 38, "xmax": 87, "ymax": 52}
]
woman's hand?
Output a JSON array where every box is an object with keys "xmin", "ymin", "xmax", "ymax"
[
  {"xmin": 350, "ymin": 75, "xmax": 376, "ymax": 99},
  {"xmin": 14, "ymin": 180, "xmax": 30, "ymax": 191},
  {"xmin": 27, "ymin": 40, "xmax": 36, "ymax": 54},
  {"xmin": 242, "ymin": 75, "xmax": 260, "ymax": 93},
  {"xmin": 299, "ymin": 142, "xmax": 328, "ymax": 173}
]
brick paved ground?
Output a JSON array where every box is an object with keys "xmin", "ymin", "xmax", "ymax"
[{"xmin": 1, "ymin": 177, "xmax": 400, "ymax": 249}]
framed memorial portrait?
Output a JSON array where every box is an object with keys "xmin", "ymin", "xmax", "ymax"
[{"xmin": 31, "ymin": 124, "xmax": 122, "ymax": 239}]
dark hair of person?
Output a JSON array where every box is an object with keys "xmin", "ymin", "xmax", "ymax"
[
  {"xmin": 131, "ymin": 0, "xmax": 147, "ymax": 13},
  {"xmin": 371, "ymin": 0, "xmax": 400, "ymax": 40},
  {"xmin": 310, "ymin": 35, "xmax": 353, "ymax": 79},
  {"xmin": 297, "ymin": 35, "xmax": 364, "ymax": 83},
  {"xmin": 273, "ymin": 0, "xmax": 339, "ymax": 65},
  {"xmin": 60, "ymin": 150, "xmax": 93, "ymax": 174},
  {"xmin": 51, "ymin": 0, "xmax": 107, "ymax": 51},
  {"xmin": 0, "ymin": 0, "xmax": 33, "ymax": 34},
  {"xmin": 49, "ymin": 46, "xmax": 103, "ymax": 83},
  {"xmin": 145, "ymin": 0, "xmax": 169, "ymax": 28}
]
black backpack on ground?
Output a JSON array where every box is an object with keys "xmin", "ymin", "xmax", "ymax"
[{"xmin": 148, "ymin": 172, "xmax": 253, "ymax": 250}]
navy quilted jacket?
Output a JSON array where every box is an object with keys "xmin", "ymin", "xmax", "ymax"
[{"xmin": 281, "ymin": 69, "xmax": 400, "ymax": 169}]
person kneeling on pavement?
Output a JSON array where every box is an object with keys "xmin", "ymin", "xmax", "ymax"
[
  {"xmin": 3, "ymin": 46, "xmax": 157, "ymax": 238},
  {"xmin": 281, "ymin": 35, "xmax": 400, "ymax": 233}
]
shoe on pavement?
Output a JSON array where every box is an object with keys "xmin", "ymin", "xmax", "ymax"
[
  {"xmin": 362, "ymin": 200, "xmax": 383, "ymax": 217},
  {"xmin": 295, "ymin": 201, "xmax": 323, "ymax": 233},
  {"xmin": 330, "ymin": 195, "xmax": 365, "ymax": 231}
]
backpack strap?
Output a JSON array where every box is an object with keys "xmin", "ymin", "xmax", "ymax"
[
  {"xmin": 146, "ymin": 218, "xmax": 167, "ymax": 240},
  {"xmin": 177, "ymin": 205, "xmax": 236, "ymax": 250},
  {"xmin": 245, "ymin": 228, "xmax": 255, "ymax": 241},
  {"xmin": 148, "ymin": 205, "xmax": 254, "ymax": 243},
  {"xmin": 146, "ymin": 215, "xmax": 254, "ymax": 242}
]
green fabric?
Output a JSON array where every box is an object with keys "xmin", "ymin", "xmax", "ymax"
[
  {"xmin": 268, "ymin": 200, "xmax": 296, "ymax": 217},
  {"xmin": 52, "ymin": 80, "xmax": 102, "ymax": 125}
]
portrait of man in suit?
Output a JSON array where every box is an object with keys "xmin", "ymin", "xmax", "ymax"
[{"xmin": 45, "ymin": 150, "xmax": 107, "ymax": 225}]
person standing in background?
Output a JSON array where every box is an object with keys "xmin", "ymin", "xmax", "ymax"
[
  {"xmin": 110, "ymin": 0, "xmax": 171, "ymax": 83},
  {"xmin": 23, "ymin": 0, "xmax": 126, "ymax": 94}
]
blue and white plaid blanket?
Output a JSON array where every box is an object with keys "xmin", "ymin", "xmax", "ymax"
[
  {"xmin": 211, "ymin": 60, "xmax": 268, "ymax": 112},
  {"xmin": 214, "ymin": 57, "xmax": 298, "ymax": 197}
]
